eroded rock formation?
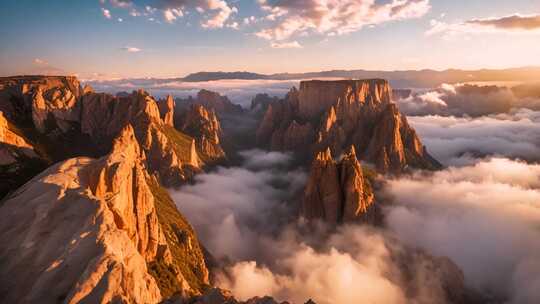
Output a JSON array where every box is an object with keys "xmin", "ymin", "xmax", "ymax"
[
  {"xmin": 193, "ymin": 89, "xmax": 243, "ymax": 115},
  {"xmin": 159, "ymin": 95, "xmax": 175, "ymax": 127},
  {"xmin": 179, "ymin": 104, "xmax": 226, "ymax": 163},
  {"xmin": 0, "ymin": 111, "xmax": 37, "ymax": 165},
  {"xmin": 0, "ymin": 125, "xmax": 209, "ymax": 303},
  {"xmin": 302, "ymin": 146, "xmax": 375, "ymax": 224},
  {"xmin": 257, "ymin": 79, "xmax": 441, "ymax": 173},
  {"xmin": 0, "ymin": 76, "xmax": 203, "ymax": 187}
]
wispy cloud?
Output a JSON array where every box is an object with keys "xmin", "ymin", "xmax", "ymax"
[
  {"xmin": 100, "ymin": 0, "xmax": 238, "ymax": 28},
  {"xmin": 33, "ymin": 58, "xmax": 48, "ymax": 65},
  {"xmin": 427, "ymin": 13, "xmax": 540, "ymax": 36},
  {"xmin": 101, "ymin": 7, "xmax": 112, "ymax": 19},
  {"xmin": 256, "ymin": 0, "xmax": 431, "ymax": 44},
  {"xmin": 120, "ymin": 46, "xmax": 141, "ymax": 52},
  {"xmin": 271, "ymin": 41, "xmax": 302, "ymax": 49}
]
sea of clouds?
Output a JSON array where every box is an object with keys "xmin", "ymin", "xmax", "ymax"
[
  {"xmin": 171, "ymin": 151, "xmax": 540, "ymax": 304},
  {"xmin": 167, "ymin": 81, "xmax": 540, "ymax": 303}
]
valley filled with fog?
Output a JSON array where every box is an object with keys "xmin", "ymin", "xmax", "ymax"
[{"xmin": 115, "ymin": 79, "xmax": 540, "ymax": 304}]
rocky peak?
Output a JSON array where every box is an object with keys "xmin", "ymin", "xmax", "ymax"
[
  {"xmin": 195, "ymin": 89, "xmax": 243, "ymax": 115},
  {"xmin": 180, "ymin": 104, "xmax": 226, "ymax": 163},
  {"xmin": 158, "ymin": 95, "xmax": 175, "ymax": 127},
  {"xmin": 256, "ymin": 79, "xmax": 441, "ymax": 174},
  {"xmin": 302, "ymin": 146, "xmax": 375, "ymax": 224},
  {"xmin": 0, "ymin": 124, "xmax": 210, "ymax": 303}
]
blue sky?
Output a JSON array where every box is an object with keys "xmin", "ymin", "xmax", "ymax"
[{"xmin": 1, "ymin": 0, "xmax": 539, "ymax": 79}]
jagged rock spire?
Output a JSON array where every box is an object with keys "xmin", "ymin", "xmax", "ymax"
[{"xmin": 302, "ymin": 146, "xmax": 375, "ymax": 224}]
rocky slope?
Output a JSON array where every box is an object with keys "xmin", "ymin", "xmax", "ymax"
[
  {"xmin": 257, "ymin": 79, "xmax": 441, "ymax": 173},
  {"xmin": 302, "ymin": 146, "xmax": 376, "ymax": 224},
  {"xmin": 0, "ymin": 125, "xmax": 209, "ymax": 303},
  {"xmin": 0, "ymin": 76, "xmax": 202, "ymax": 189}
]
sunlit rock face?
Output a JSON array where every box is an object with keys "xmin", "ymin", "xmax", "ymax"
[
  {"xmin": 81, "ymin": 89, "xmax": 202, "ymax": 185},
  {"xmin": 0, "ymin": 76, "xmax": 82, "ymax": 134},
  {"xmin": 0, "ymin": 76, "xmax": 203, "ymax": 187},
  {"xmin": 0, "ymin": 111, "xmax": 37, "ymax": 165},
  {"xmin": 0, "ymin": 125, "xmax": 209, "ymax": 303},
  {"xmin": 257, "ymin": 79, "xmax": 441, "ymax": 173},
  {"xmin": 179, "ymin": 104, "xmax": 226, "ymax": 163},
  {"xmin": 158, "ymin": 95, "xmax": 175, "ymax": 127},
  {"xmin": 302, "ymin": 146, "xmax": 375, "ymax": 224}
]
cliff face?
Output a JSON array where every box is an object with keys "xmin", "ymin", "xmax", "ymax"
[
  {"xmin": 81, "ymin": 89, "xmax": 202, "ymax": 185},
  {"xmin": 257, "ymin": 79, "xmax": 441, "ymax": 173},
  {"xmin": 0, "ymin": 76, "xmax": 82, "ymax": 134},
  {"xmin": 193, "ymin": 89, "xmax": 243, "ymax": 115},
  {"xmin": 0, "ymin": 125, "xmax": 209, "ymax": 303},
  {"xmin": 0, "ymin": 76, "xmax": 202, "ymax": 187},
  {"xmin": 180, "ymin": 104, "xmax": 226, "ymax": 163},
  {"xmin": 158, "ymin": 95, "xmax": 175, "ymax": 127},
  {"xmin": 0, "ymin": 111, "xmax": 37, "ymax": 165},
  {"xmin": 302, "ymin": 146, "xmax": 375, "ymax": 224}
]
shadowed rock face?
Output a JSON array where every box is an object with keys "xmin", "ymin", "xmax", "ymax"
[
  {"xmin": 179, "ymin": 104, "xmax": 226, "ymax": 163},
  {"xmin": 158, "ymin": 95, "xmax": 175, "ymax": 127},
  {"xmin": 302, "ymin": 146, "xmax": 375, "ymax": 224},
  {"xmin": 0, "ymin": 111, "xmax": 37, "ymax": 165},
  {"xmin": 0, "ymin": 125, "xmax": 209, "ymax": 303},
  {"xmin": 193, "ymin": 89, "xmax": 244, "ymax": 115},
  {"xmin": 257, "ymin": 79, "xmax": 441, "ymax": 173}
]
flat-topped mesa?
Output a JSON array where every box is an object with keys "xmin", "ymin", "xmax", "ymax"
[
  {"xmin": 256, "ymin": 79, "xmax": 441, "ymax": 173},
  {"xmin": 297, "ymin": 79, "xmax": 391, "ymax": 119},
  {"xmin": 302, "ymin": 146, "xmax": 375, "ymax": 224}
]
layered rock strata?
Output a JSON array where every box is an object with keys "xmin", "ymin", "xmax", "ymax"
[{"xmin": 257, "ymin": 79, "xmax": 441, "ymax": 173}]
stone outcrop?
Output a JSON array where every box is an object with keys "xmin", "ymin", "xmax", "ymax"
[
  {"xmin": 257, "ymin": 79, "xmax": 441, "ymax": 173},
  {"xmin": 179, "ymin": 104, "xmax": 226, "ymax": 163},
  {"xmin": 0, "ymin": 76, "xmax": 82, "ymax": 134},
  {"xmin": 0, "ymin": 76, "xmax": 203, "ymax": 187},
  {"xmin": 193, "ymin": 90, "xmax": 243, "ymax": 115},
  {"xmin": 0, "ymin": 111, "xmax": 37, "ymax": 164},
  {"xmin": 250, "ymin": 93, "xmax": 279, "ymax": 115},
  {"xmin": 158, "ymin": 95, "xmax": 175, "ymax": 127},
  {"xmin": 302, "ymin": 146, "xmax": 375, "ymax": 224},
  {"xmin": 0, "ymin": 125, "xmax": 209, "ymax": 303},
  {"xmin": 80, "ymin": 90, "xmax": 202, "ymax": 185}
]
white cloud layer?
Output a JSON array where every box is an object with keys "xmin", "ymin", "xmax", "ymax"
[
  {"xmin": 169, "ymin": 150, "xmax": 540, "ymax": 303},
  {"xmin": 409, "ymin": 109, "xmax": 540, "ymax": 166},
  {"xmin": 385, "ymin": 158, "xmax": 540, "ymax": 302}
]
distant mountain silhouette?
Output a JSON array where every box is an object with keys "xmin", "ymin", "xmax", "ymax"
[{"xmin": 182, "ymin": 67, "xmax": 540, "ymax": 88}]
